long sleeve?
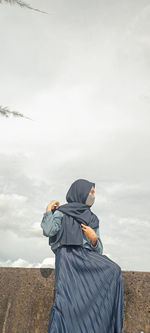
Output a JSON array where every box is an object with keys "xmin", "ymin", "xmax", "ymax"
[
  {"xmin": 41, "ymin": 210, "xmax": 103, "ymax": 255},
  {"xmin": 90, "ymin": 227, "xmax": 103, "ymax": 254},
  {"xmin": 40, "ymin": 210, "xmax": 63, "ymax": 237}
]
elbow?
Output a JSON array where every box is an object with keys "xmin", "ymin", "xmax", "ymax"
[
  {"xmin": 42, "ymin": 229, "xmax": 49, "ymax": 237},
  {"xmin": 43, "ymin": 228, "xmax": 58, "ymax": 237}
]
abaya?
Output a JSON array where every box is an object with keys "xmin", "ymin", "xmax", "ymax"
[{"xmin": 48, "ymin": 179, "xmax": 124, "ymax": 333}]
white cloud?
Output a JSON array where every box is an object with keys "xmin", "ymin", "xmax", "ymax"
[{"xmin": 0, "ymin": 257, "xmax": 55, "ymax": 268}]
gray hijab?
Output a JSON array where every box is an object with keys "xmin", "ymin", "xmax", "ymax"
[{"xmin": 49, "ymin": 178, "xmax": 99, "ymax": 247}]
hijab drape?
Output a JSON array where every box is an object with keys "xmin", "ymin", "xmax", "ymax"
[{"xmin": 49, "ymin": 178, "xmax": 99, "ymax": 247}]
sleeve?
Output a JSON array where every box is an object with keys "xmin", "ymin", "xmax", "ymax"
[
  {"xmin": 40, "ymin": 210, "xmax": 63, "ymax": 237},
  {"xmin": 90, "ymin": 227, "xmax": 103, "ymax": 254}
]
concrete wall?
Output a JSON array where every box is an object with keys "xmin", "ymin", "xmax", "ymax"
[{"xmin": 0, "ymin": 267, "xmax": 150, "ymax": 333}]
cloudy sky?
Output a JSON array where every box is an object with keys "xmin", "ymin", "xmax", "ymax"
[{"xmin": 0, "ymin": 0, "xmax": 150, "ymax": 272}]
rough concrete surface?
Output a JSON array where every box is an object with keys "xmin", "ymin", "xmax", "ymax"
[{"xmin": 0, "ymin": 267, "xmax": 150, "ymax": 333}]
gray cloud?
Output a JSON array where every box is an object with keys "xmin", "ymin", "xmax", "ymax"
[{"xmin": 0, "ymin": 0, "xmax": 149, "ymax": 271}]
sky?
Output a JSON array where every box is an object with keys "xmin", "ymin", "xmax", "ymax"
[{"xmin": 0, "ymin": 0, "xmax": 150, "ymax": 272}]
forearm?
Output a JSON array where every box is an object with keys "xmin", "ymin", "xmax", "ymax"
[
  {"xmin": 90, "ymin": 228, "xmax": 103, "ymax": 253},
  {"xmin": 90, "ymin": 235, "xmax": 98, "ymax": 246}
]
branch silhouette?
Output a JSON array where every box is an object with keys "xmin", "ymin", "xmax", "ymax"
[
  {"xmin": 0, "ymin": 0, "xmax": 48, "ymax": 14},
  {"xmin": 0, "ymin": 105, "xmax": 35, "ymax": 121}
]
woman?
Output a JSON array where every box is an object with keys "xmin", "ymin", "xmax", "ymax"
[{"xmin": 41, "ymin": 178, "xmax": 124, "ymax": 333}]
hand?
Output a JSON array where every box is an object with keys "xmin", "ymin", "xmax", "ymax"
[
  {"xmin": 46, "ymin": 200, "xmax": 60, "ymax": 212},
  {"xmin": 81, "ymin": 223, "xmax": 98, "ymax": 243}
]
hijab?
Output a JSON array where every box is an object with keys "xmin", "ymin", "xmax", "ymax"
[{"xmin": 49, "ymin": 178, "xmax": 99, "ymax": 247}]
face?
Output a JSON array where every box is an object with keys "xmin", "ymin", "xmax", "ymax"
[
  {"xmin": 89, "ymin": 186, "xmax": 95, "ymax": 196},
  {"xmin": 85, "ymin": 186, "xmax": 95, "ymax": 206}
]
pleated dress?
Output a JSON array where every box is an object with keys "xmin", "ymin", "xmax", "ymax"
[{"xmin": 48, "ymin": 245, "xmax": 124, "ymax": 333}]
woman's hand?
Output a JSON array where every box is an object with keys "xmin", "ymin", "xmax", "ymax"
[
  {"xmin": 81, "ymin": 223, "xmax": 98, "ymax": 243},
  {"xmin": 46, "ymin": 200, "xmax": 60, "ymax": 212}
]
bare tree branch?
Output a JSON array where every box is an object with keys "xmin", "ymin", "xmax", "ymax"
[
  {"xmin": 0, "ymin": 0, "xmax": 48, "ymax": 14},
  {"xmin": 0, "ymin": 105, "xmax": 34, "ymax": 121}
]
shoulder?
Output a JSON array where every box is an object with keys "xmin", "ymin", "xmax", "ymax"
[
  {"xmin": 53, "ymin": 210, "xmax": 63, "ymax": 218},
  {"xmin": 43, "ymin": 210, "xmax": 63, "ymax": 218}
]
